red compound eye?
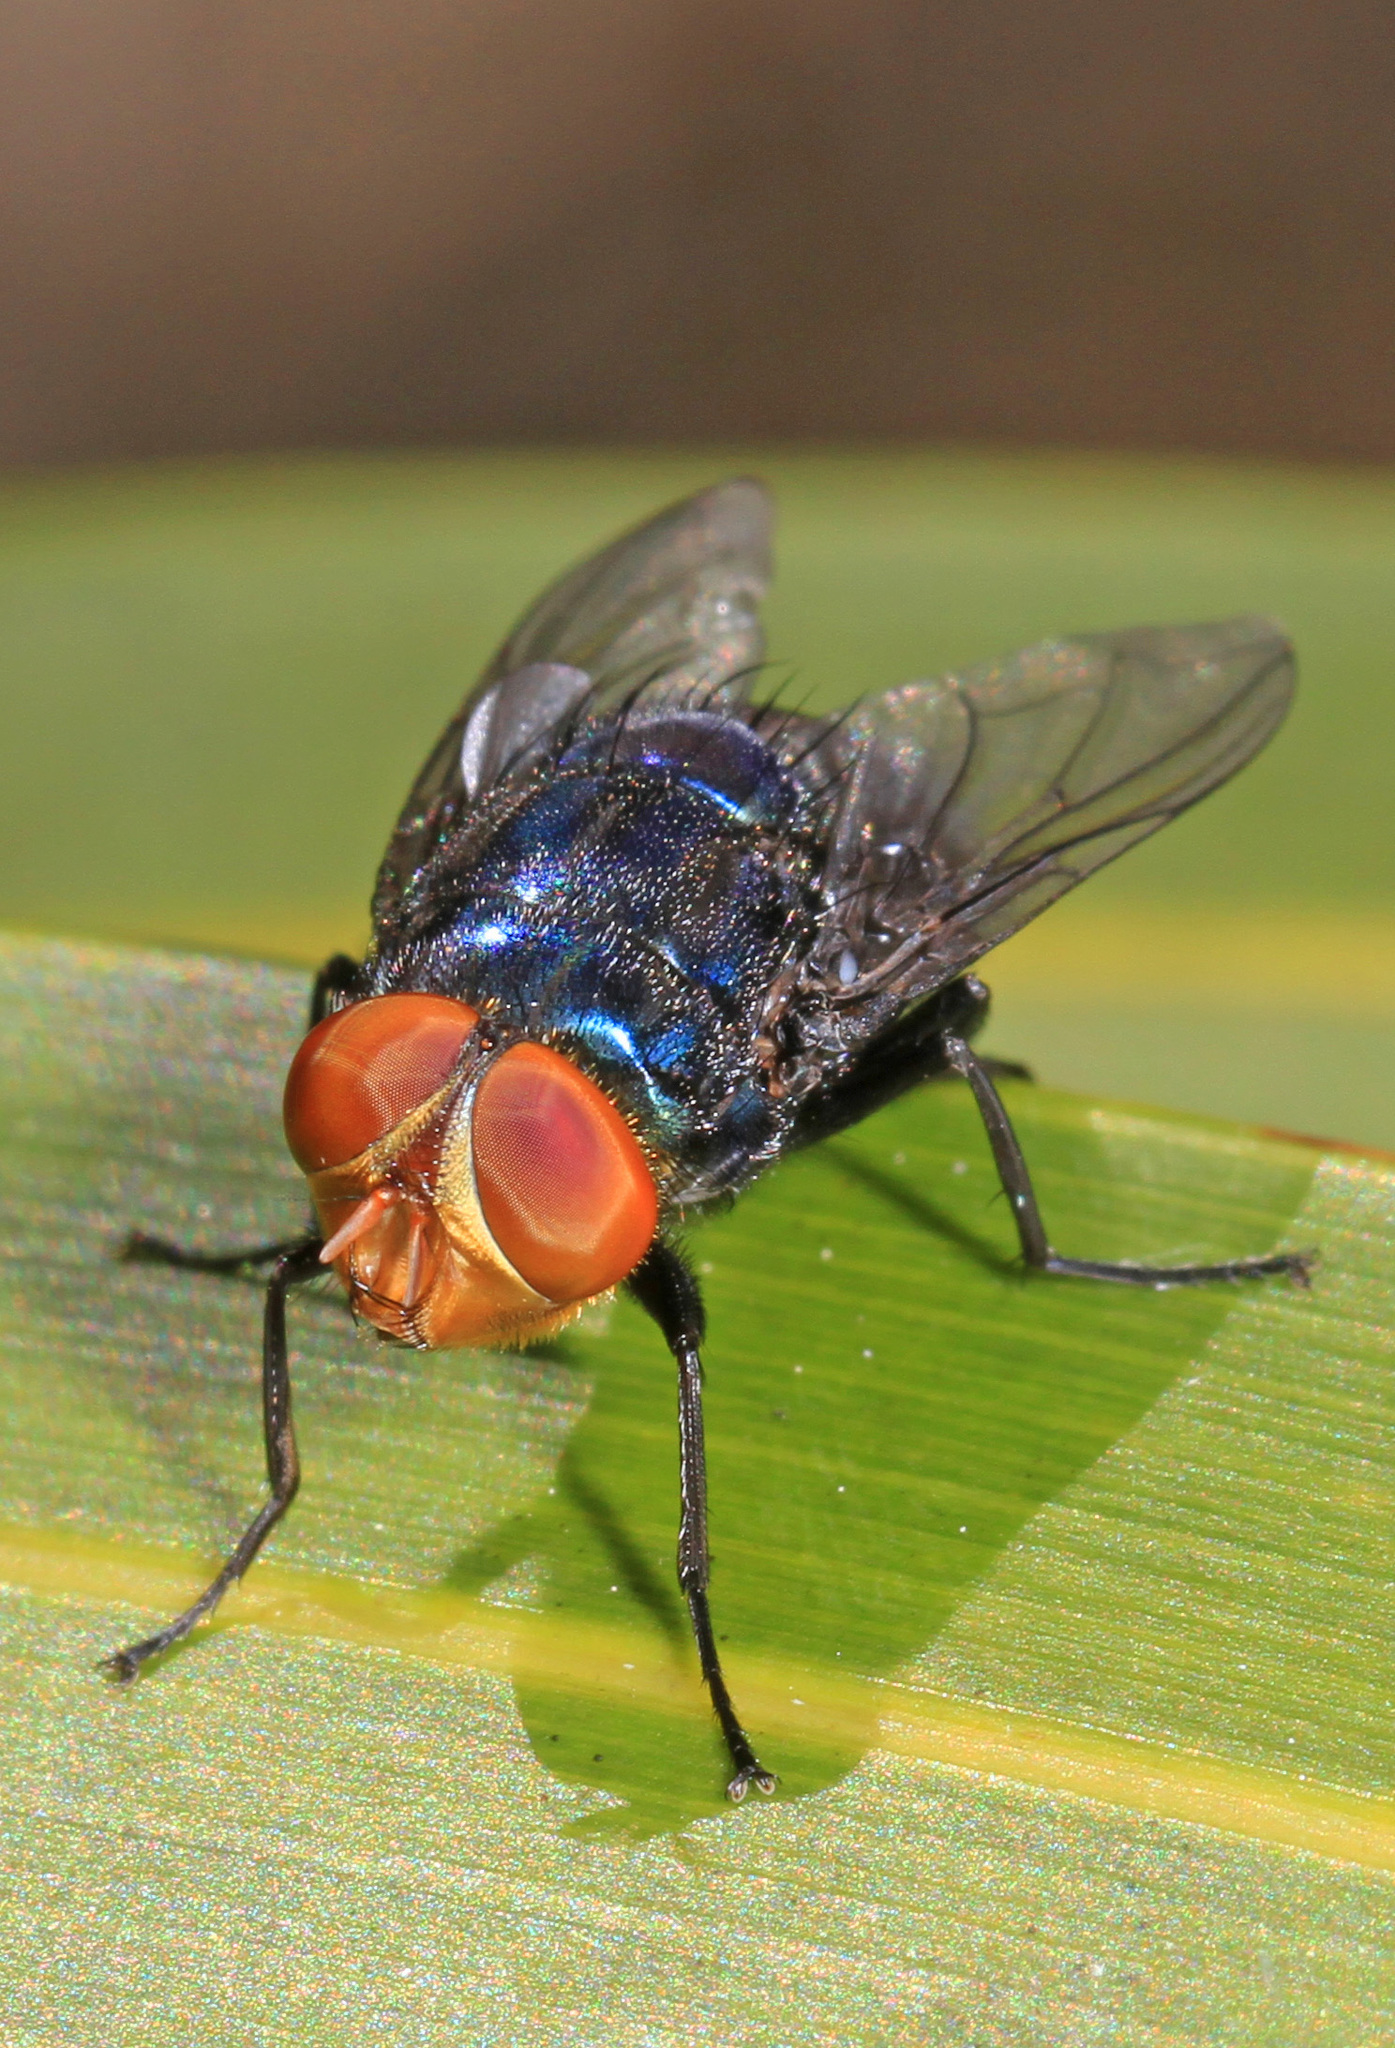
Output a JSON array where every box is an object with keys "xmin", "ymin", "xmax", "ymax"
[
  {"xmin": 283, "ymin": 993, "xmax": 480, "ymax": 1172},
  {"xmin": 472, "ymin": 1043, "xmax": 658, "ymax": 1304}
]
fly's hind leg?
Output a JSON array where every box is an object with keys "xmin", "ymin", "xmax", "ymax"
[
  {"xmin": 941, "ymin": 1027, "xmax": 1312, "ymax": 1289},
  {"xmin": 105, "ymin": 1235, "xmax": 323, "ymax": 1678},
  {"xmin": 794, "ymin": 972, "xmax": 1309, "ymax": 1287}
]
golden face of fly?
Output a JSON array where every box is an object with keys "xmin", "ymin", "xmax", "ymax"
[{"xmin": 282, "ymin": 994, "xmax": 659, "ymax": 1349}]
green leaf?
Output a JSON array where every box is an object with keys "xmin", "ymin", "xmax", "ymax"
[{"xmin": 3, "ymin": 929, "xmax": 1394, "ymax": 2043}]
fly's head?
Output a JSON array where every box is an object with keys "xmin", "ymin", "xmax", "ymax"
[{"xmin": 282, "ymin": 994, "xmax": 659, "ymax": 1348}]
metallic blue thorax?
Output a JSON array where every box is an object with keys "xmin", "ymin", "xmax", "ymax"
[{"xmin": 371, "ymin": 713, "xmax": 820, "ymax": 1200}]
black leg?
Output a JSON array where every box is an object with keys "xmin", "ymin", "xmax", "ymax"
[
  {"xmin": 942, "ymin": 1032, "xmax": 1312, "ymax": 1289},
  {"xmin": 627, "ymin": 1242, "xmax": 776, "ymax": 1800},
  {"xmin": 104, "ymin": 1234, "xmax": 323, "ymax": 1679},
  {"xmin": 310, "ymin": 952, "xmax": 363, "ymax": 1027},
  {"xmin": 115, "ymin": 952, "xmax": 362, "ymax": 1279},
  {"xmin": 120, "ymin": 1232, "xmax": 306, "ymax": 1275}
]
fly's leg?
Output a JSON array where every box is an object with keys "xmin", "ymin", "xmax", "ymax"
[
  {"xmin": 120, "ymin": 1233, "xmax": 306, "ymax": 1275},
  {"xmin": 105, "ymin": 1235, "xmax": 323, "ymax": 1679},
  {"xmin": 793, "ymin": 973, "xmax": 1307, "ymax": 1284},
  {"xmin": 627, "ymin": 1242, "xmax": 777, "ymax": 1801},
  {"xmin": 942, "ymin": 1032, "xmax": 1313, "ymax": 1288},
  {"xmin": 107, "ymin": 954, "xmax": 351, "ymax": 1674},
  {"xmin": 117, "ymin": 952, "xmax": 362, "ymax": 1276},
  {"xmin": 311, "ymin": 952, "xmax": 363, "ymax": 1025}
]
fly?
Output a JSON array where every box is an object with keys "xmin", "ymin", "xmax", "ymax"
[{"xmin": 114, "ymin": 479, "xmax": 1310, "ymax": 1799}]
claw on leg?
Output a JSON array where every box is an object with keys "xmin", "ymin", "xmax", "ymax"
[{"xmin": 727, "ymin": 1764, "xmax": 778, "ymax": 1802}]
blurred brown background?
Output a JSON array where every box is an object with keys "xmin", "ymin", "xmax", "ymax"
[{"xmin": 3, "ymin": 0, "xmax": 1393, "ymax": 468}]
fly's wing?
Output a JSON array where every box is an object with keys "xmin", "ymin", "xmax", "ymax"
[
  {"xmin": 372, "ymin": 479, "xmax": 773, "ymax": 933},
  {"xmin": 800, "ymin": 617, "xmax": 1295, "ymax": 1023}
]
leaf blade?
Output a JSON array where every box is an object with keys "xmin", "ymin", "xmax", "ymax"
[{"xmin": 2, "ymin": 930, "xmax": 1393, "ymax": 2041}]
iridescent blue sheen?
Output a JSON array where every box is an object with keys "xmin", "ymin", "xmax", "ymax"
[{"xmin": 369, "ymin": 717, "xmax": 819, "ymax": 1199}]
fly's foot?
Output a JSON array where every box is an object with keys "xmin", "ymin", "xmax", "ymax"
[
  {"xmin": 101, "ymin": 1643, "xmax": 148, "ymax": 1685},
  {"xmin": 101, "ymin": 1619, "xmax": 188, "ymax": 1683},
  {"xmin": 1042, "ymin": 1246, "xmax": 1317, "ymax": 1290},
  {"xmin": 1186, "ymin": 1247, "xmax": 1317, "ymax": 1288},
  {"xmin": 726, "ymin": 1762, "xmax": 778, "ymax": 1801}
]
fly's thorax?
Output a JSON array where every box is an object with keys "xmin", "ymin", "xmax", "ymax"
[
  {"xmin": 283, "ymin": 992, "xmax": 659, "ymax": 1350},
  {"xmin": 365, "ymin": 751, "xmax": 823, "ymax": 1209}
]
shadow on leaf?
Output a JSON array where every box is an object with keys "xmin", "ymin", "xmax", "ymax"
[{"xmin": 440, "ymin": 1080, "xmax": 1313, "ymax": 1835}]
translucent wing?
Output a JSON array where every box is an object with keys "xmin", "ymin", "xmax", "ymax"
[
  {"xmin": 372, "ymin": 478, "xmax": 773, "ymax": 934},
  {"xmin": 798, "ymin": 617, "xmax": 1295, "ymax": 1022}
]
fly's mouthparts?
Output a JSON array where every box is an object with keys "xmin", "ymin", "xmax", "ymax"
[
  {"xmin": 402, "ymin": 1208, "xmax": 429, "ymax": 1309},
  {"xmin": 319, "ymin": 1184, "xmax": 401, "ymax": 1263}
]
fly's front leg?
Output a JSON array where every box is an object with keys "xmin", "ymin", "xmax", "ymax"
[
  {"xmin": 118, "ymin": 953, "xmax": 362, "ymax": 1276},
  {"xmin": 627, "ymin": 1242, "xmax": 777, "ymax": 1800},
  {"xmin": 120, "ymin": 1233, "xmax": 306, "ymax": 1275},
  {"xmin": 105, "ymin": 1234, "xmax": 323, "ymax": 1679},
  {"xmin": 941, "ymin": 1032, "xmax": 1312, "ymax": 1288},
  {"xmin": 311, "ymin": 952, "xmax": 363, "ymax": 1026}
]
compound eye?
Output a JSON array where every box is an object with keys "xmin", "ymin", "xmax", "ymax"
[
  {"xmin": 472, "ymin": 1044, "xmax": 658, "ymax": 1304},
  {"xmin": 283, "ymin": 993, "xmax": 480, "ymax": 1172}
]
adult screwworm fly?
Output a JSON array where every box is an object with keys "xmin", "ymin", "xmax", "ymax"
[{"xmin": 116, "ymin": 480, "xmax": 1308, "ymax": 1798}]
